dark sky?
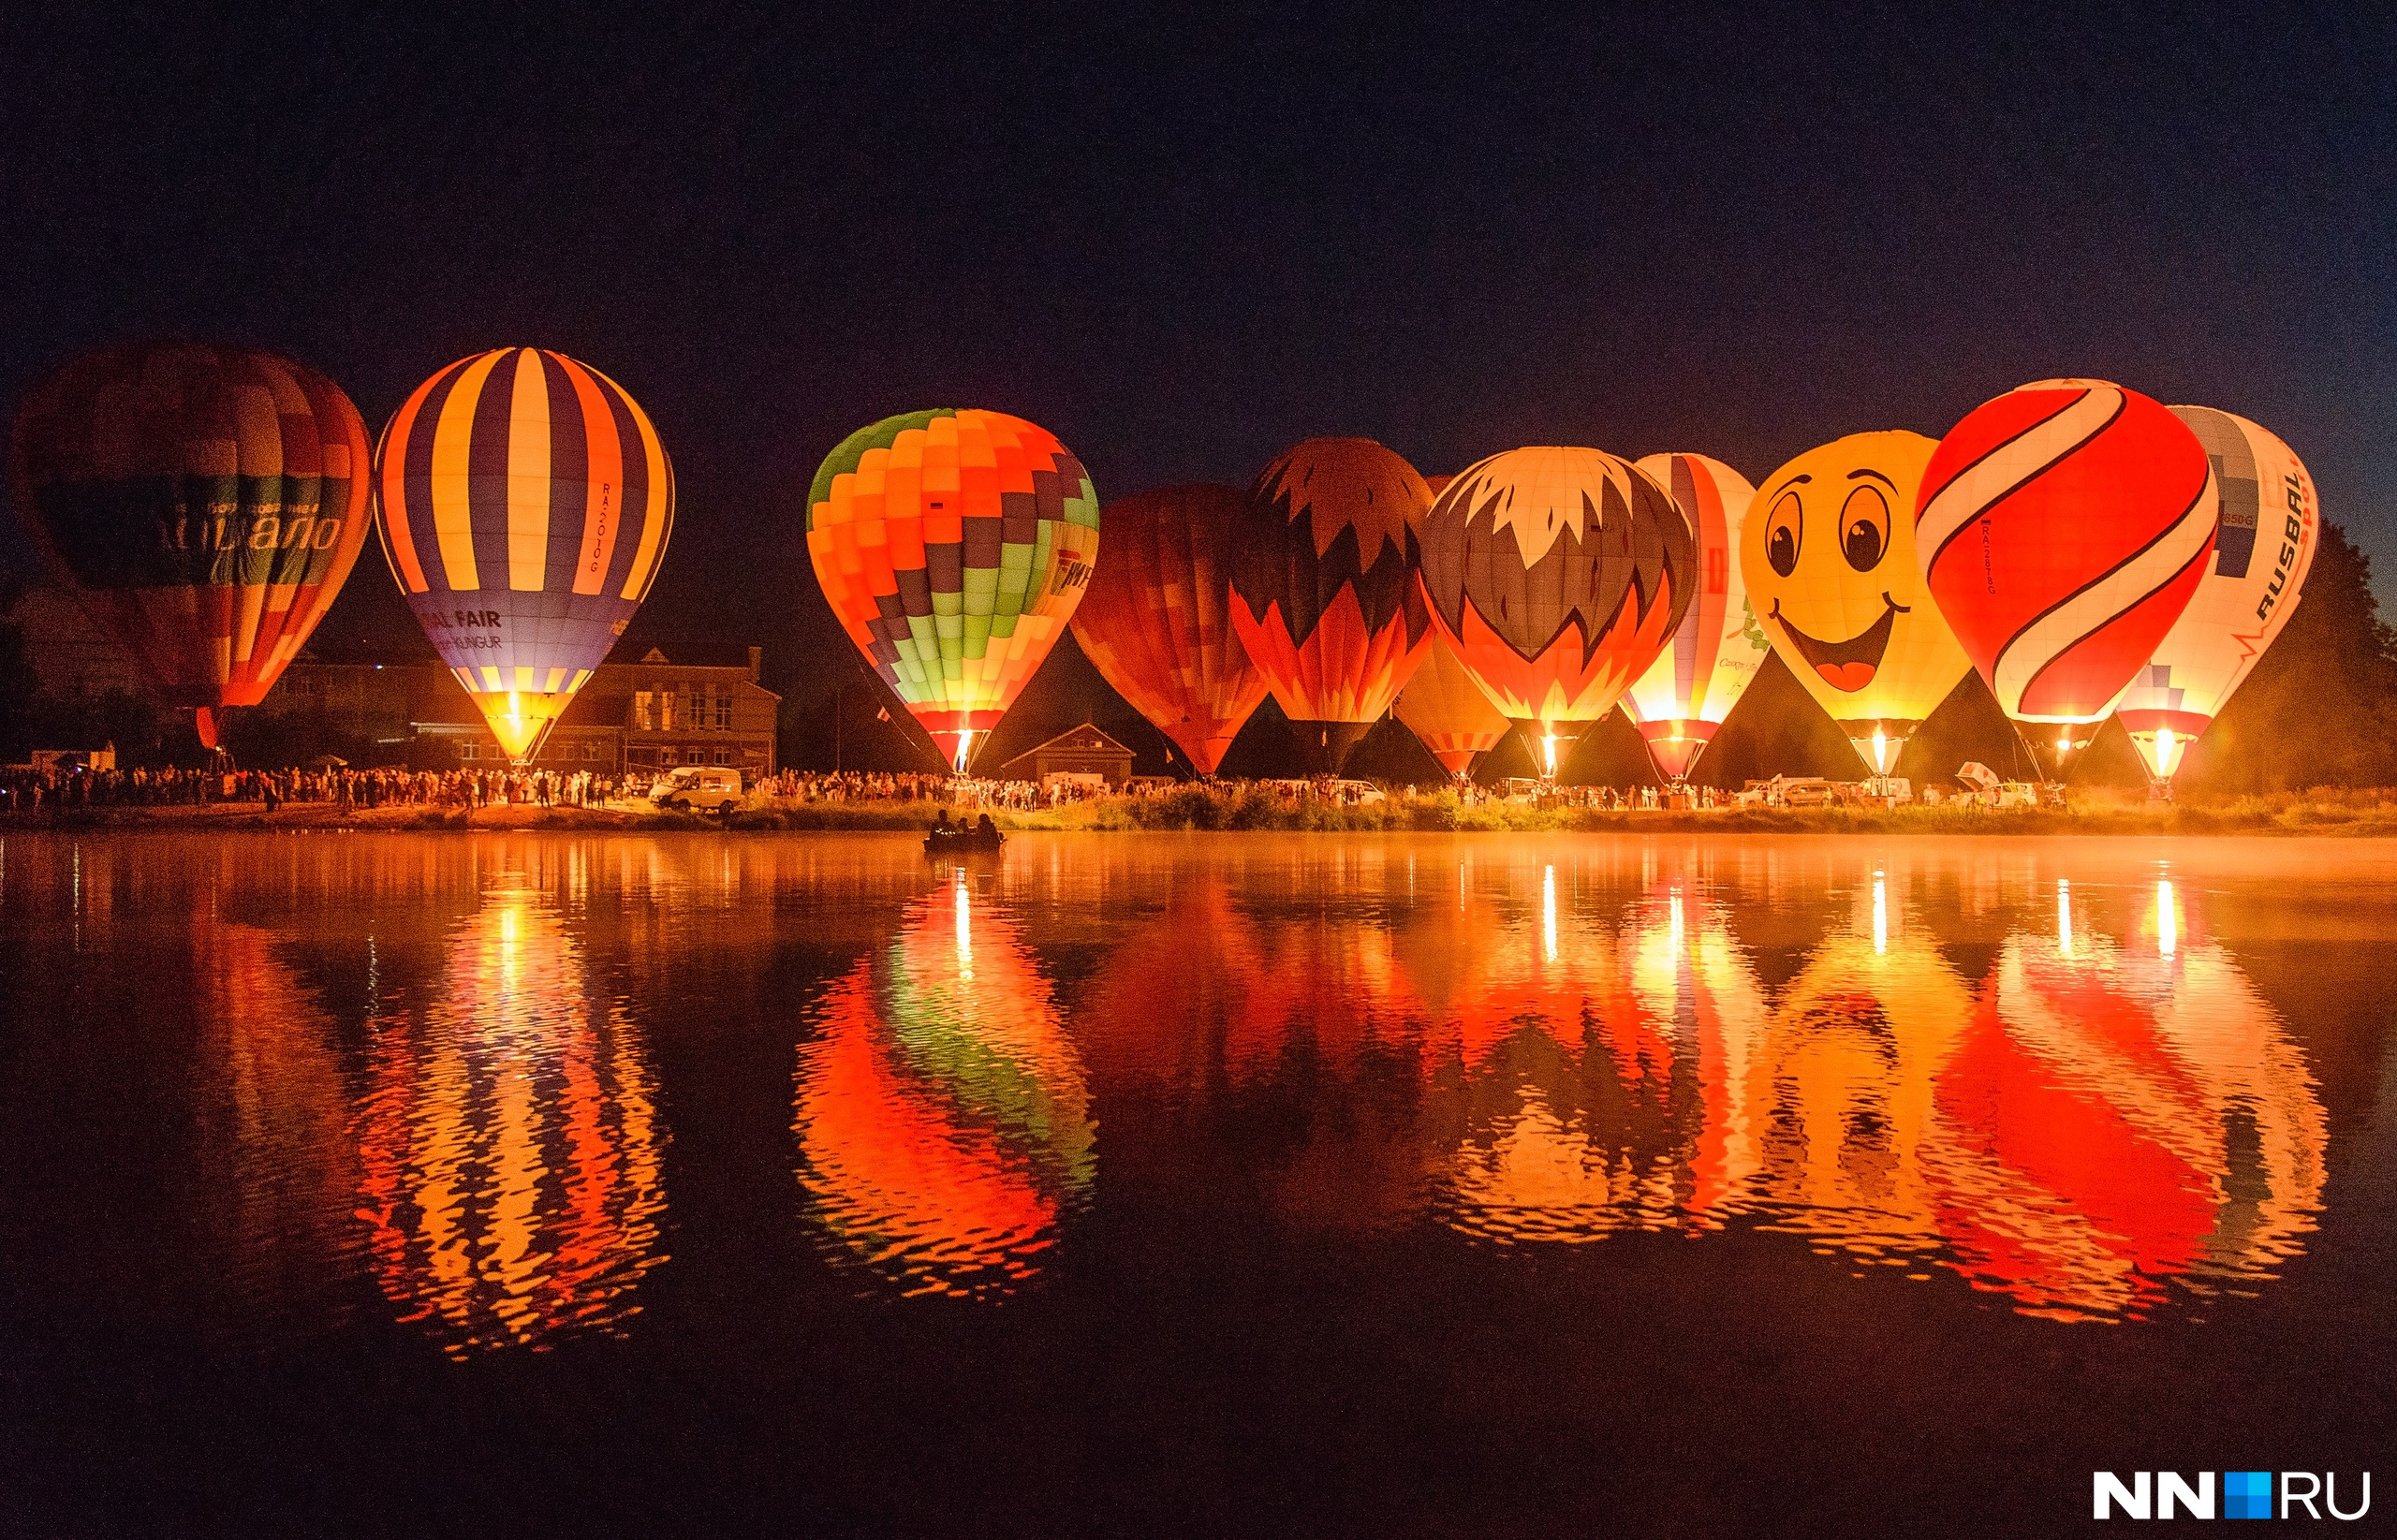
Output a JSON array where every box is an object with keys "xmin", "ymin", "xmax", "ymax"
[{"xmin": 6, "ymin": 4, "xmax": 2392, "ymax": 699}]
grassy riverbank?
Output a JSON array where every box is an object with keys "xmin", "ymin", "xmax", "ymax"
[{"xmin": 7, "ymin": 785, "xmax": 2397, "ymax": 835}]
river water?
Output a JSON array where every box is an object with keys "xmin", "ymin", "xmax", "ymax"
[{"xmin": 2, "ymin": 832, "xmax": 2390, "ymax": 1535}]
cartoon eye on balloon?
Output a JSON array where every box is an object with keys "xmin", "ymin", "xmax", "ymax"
[
  {"xmin": 1840, "ymin": 485, "xmax": 1889, "ymax": 571},
  {"xmin": 1764, "ymin": 492, "xmax": 1801, "ymax": 578}
]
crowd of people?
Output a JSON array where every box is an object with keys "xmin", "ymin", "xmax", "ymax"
[
  {"xmin": 0, "ymin": 756, "xmax": 1774, "ymax": 819},
  {"xmin": 0, "ymin": 761, "xmax": 637, "ymax": 814}
]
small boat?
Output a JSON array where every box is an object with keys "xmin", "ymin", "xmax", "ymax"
[{"xmin": 923, "ymin": 826, "xmax": 1006, "ymax": 857}]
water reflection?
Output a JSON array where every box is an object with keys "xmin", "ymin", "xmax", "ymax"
[
  {"xmin": 351, "ymin": 873, "xmax": 668, "ymax": 1356},
  {"xmin": 794, "ymin": 871, "xmax": 1096, "ymax": 1298}
]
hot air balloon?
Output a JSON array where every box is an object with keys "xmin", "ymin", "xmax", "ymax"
[
  {"xmin": 374, "ymin": 348, "xmax": 674, "ymax": 763},
  {"xmin": 8, "ymin": 343, "xmax": 375, "ymax": 750},
  {"xmin": 1415, "ymin": 447, "xmax": 1693, "ymax": 778},
  {"xmin": 808, "ymin": 409, "xmax": 1098, "ymax": 770},
  {"xmin": 1625, "ymin": 453, "xmax": 1767, "ymax": 781},
  {"xmin": 1392, "ymin": 635, "xmax": 1510, "ymax": 779},
  {"xmin": 1739, "ymin": 433, "xmax": 1972, "ymax": 777},
  {"xmin": 1916, "ymin": 379, "xmax": 2217, "ymax": 772},
  {"xmin": 1069, "ymin": 484, "xmax": 1266, "ymax": 777},
  {"xmin": 2106, "ymin": 407, "xmax": 2319, "ymax": 787},
  {"xmin": 1228, "ymin": 437, "xmax": 1433, "ymax": 772}
]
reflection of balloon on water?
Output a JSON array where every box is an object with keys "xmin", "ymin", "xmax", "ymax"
[
  {"xmin": 794, "ymin": 875, "xmax": 1095, "ymax": 1298},
  {"xmin": 8, "ymin": 343, "xmax": 376, "ymax": 749},
  {"xmin": 1415, "ymin": 448, "xmax": 1693, "ymax": 771},
  {"xmin": 350, "ymin": 877, "xmax": 669, "ymax": 1357},
  {"xmin": 808, "ymin": 410, "xmax": 1099, "ymax": 770},
  {"xmin": 1729, "ymin": 930, "xmax": 1974, "ymax": 1254},
  {"xmin": 1392, "ymin": 635, "xmax": 1510, "ymax": 779},
  {"xmin": 2106, "ymin": 407, "xmax": 2319, "ymax": 785},
  {"xmin": 1739, "ymin": 432, "xmax": 1970, "ymax": 776},
  {"xmin": 1924, "ymin": 931, "xmax": 2324, "ymax": 1321},
  {"xmin": 1917, "ymin": 379, "xmax": 2217, "ymax": 734},
  {"xmin": 1625, "ymin": 453, "xmax": 1766, "ymax": 781},
  {"xmin": 375, "ymin": 348, "xmax": 675, "ymax": 762},
  {"xmin": 1069, "ymin": 485, "xmax": 1267, "ymax": 776},
  {"xmin": 1228, "ymin": 437, "xmax": 1434, "ymax": 772}
]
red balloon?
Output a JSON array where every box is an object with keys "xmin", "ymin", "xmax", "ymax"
[
  {"xmin": 1070, "ymin": 485, "xmax": 1269, "ymax": 776},
  {"xmin": 1916, "ymin": 379, "xmax": 2216, "ymax": 723}
]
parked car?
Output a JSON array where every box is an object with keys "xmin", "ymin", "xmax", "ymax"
[
  {"xmin": 651, "ymin": 765, "xmax": 744, "ymax": 814},
  {"xmin": 1328, "ymin": 779, "xmax": 1386, "ymax": 805}
]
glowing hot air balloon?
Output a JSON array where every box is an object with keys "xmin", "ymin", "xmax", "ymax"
[
  {"xmin": 375, "ymin": 348, "xmax": 674, "ymax": 763},
  {"xmin": 2106, "ymin": 408, "xmax": 2318, "ymax": 786},
  {"xmin": 1625, "ymin": 453, "xmax": 1767, "ymax": 781},
  {"xmin": 1070, "ymin": 484, "xmax": 1266, "ymax": 776},
  {"xmin": 1917, "ymin": 379, "xmax": 2217, "ymax": 771},
  {"xmin": 1415, "ymin": 447, "xmax": 1693, "ymax": 778},
  {"xmin": 1739, "ymin": 433, "xmax": 1972, "ymax": 776},
  {"xmin": 808, "ymin": 410, "xmax": 1099, "ymax": 770},
  {"xmin": 1393, "ymin": 635, "xmax": 1510, "ymax": 779},
  {"xmin": 1228, "ymin": 437, "xmax": 1433, "ymax": 772},
  {"xmin": 8, "ymin": 343, "xmax": 375, "ymax": 749}
]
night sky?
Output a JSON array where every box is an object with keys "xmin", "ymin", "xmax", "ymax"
[{"xmin": 7, "ymin": 5, "xmax": 2393, "ymax": 704}]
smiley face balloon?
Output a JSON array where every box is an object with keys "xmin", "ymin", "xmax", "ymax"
[{"xmin": 1739, "ymin": 431, "xmax": 1971, "ymax": 775}]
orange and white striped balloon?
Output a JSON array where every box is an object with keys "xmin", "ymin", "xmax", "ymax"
[{"xmin": 375, "ymin": 349, "xmax": 673, "ymax": 760}]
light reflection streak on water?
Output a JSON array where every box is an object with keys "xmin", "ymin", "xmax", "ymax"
[
  {"xmin": 1873, "ymin": 871, "xmax": 1888, "ymax": 955},
  {"xmin": 2058, "ymin": 879, "xmax": 2072, "ymax": 958},
  {"xmin": 2159, "ymin": 879, "xmax": 2178, "ymax": 957}
]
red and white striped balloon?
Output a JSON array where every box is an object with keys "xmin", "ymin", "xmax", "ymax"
[{"xmin": 1915, "ymin": 379, "xmax": 2217, "ymax": 724}]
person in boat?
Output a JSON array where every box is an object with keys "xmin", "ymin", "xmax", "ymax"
[
  {"xmin": 932, "ymin": 808, "xmax": 954, "ymax": 838},
  {"xmin": 974, "ymin": 813, "xmax": 999, "ymax": 843}
]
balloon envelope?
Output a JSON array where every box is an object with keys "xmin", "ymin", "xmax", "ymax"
[
  {"xmin": 9, "ymin": 343, "xmax": 375, "ymax": 748},
  {"xmin": 375, "ymin": 348, "xmax": 674, "ymax": 762},
  {"xmin": 1393, "ymin": 634, "xmax": 1510, "ymax": 776},
  {"xmin": 1917, "ymin": 379, "xmax": 2216, "ymax": 724},
  {"xmin": 1625, "ymin": 453, "xmax": 1767, "ymax": 780},
  {"xmin": 1070, "ymin": 484, "xmax": 1267, "ymax": 776},
  {"xmin": 1739, "ymin": 432, "xmax": 1971, "ymax": 774},
  {"xmin": 2107, "ymin": 407, "xmax": 2319, "ymax": 782},
  {"xmin": 1228, "ymin": 437, "xmax": 1433, "ymax": 770},
  {"xmin": 809, "ymin": 409, "xmax": 1098, "ymax": 769},
  {"xmin": 1415, "ymin": 447, "xmax": 1693, "ymax": 731}
]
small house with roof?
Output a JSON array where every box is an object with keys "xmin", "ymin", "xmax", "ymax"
[{"xmin": 994, "ymin": 723, "xmax": 1137, "ymax": 787}]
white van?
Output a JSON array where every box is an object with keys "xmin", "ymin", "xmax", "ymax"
[{"xmin": 652, "ymin": 765, "xmax": 744, "ymax": 814}]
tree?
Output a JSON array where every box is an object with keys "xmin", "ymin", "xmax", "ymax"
[{"xmin": 2184, "ymin": 521, "xmax": 2397, "ymax": 792}]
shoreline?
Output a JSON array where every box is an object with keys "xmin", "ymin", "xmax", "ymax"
[{"xmin": 4, "ymin": 794, "xmax": 2395, "ymax": 837}]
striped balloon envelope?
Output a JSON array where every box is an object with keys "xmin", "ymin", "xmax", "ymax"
[
  {"xmin": 1069, "ymin": 484, "xmax": 1267, "ymax": 777},
  {"xmin": 1916, "ymin": 379, "xmax": 2216, "ymax": 727},
  {"xmin": 7, "ymin": 343, "xmax": 375, "ymax": 748},
  {"xmin": 808, "ymin": 410, "xmax": 1099, "ymax": 770},
  {"xmin": 2104, "ymin": 407, "xmax": 2318, "ymax": 785},
  {"xmin": 374, "ymin": 349, "xmax": 674, "ymax": 762},
  {"xmin": 1625, "ymin": 453, "xmax": 1766, "ymax": 781}
]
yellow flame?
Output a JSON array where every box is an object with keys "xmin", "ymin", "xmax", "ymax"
[
  {"xmin": 2154, "ymin": 727, "xmax": 2178, "ymax": 776},
  {"xmin": 1871, "ymin": 729, "xmax": 1890, "ymax": 774},
  {"xmin": 1541, "ymin": 733, "xmax": 1559, "ymax": 780},
  {"xmin": 953, "ymin": 730, "xmax": 975, "ymax": 773}
]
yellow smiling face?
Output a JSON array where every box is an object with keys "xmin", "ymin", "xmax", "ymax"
[{"xmin": 1738, "ymin": 431, "xmax": 1971, "ymax": 749}]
